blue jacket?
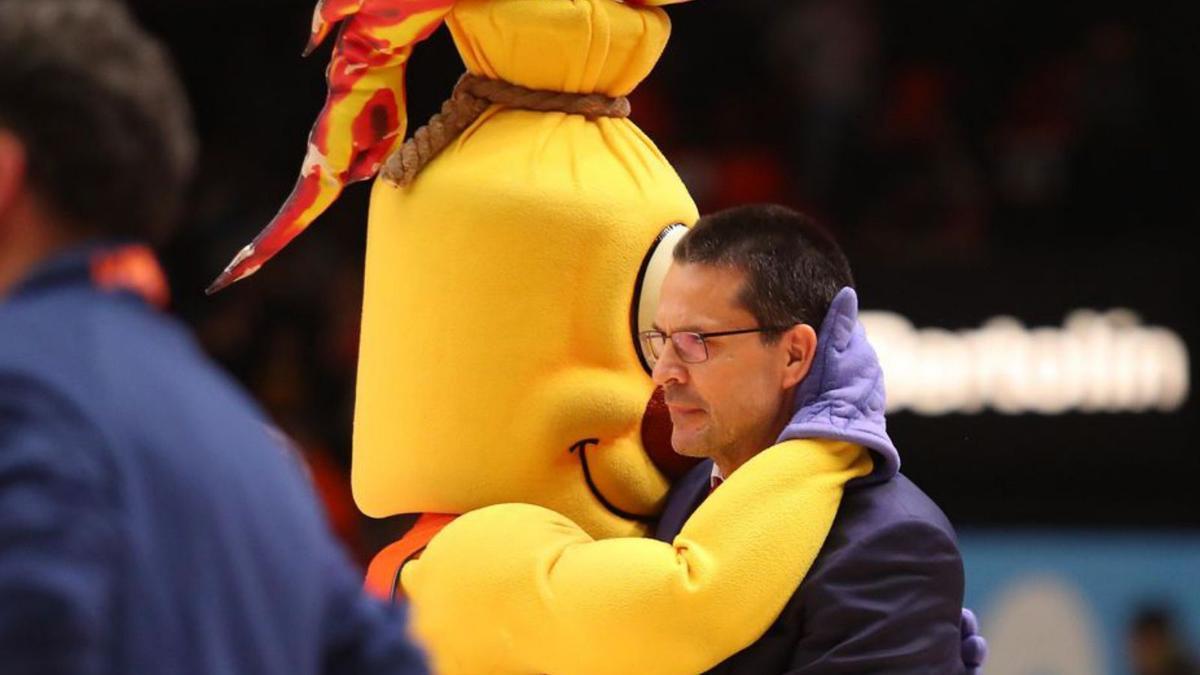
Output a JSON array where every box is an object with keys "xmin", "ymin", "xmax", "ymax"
[
  {"xmin": 0, "ymin": 243, "xmax": 426, "ymax": 675},
  {"xmin": 654, "ymin": 288, "xmax": 965, "ymax": 674}
]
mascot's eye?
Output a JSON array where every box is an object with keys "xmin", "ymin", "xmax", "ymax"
[{"xmin": 631, "ymin": 223, "xmax": 689, "ymax": 374}]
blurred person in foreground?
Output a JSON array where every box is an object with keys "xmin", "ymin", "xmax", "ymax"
[
  {"xmin": 0, "ymin": 1, "xmax": 425, "ymax": 673},
  {"xmin": 1131, "ymin": 606, "xmax": 1200, "ymax": 675}
]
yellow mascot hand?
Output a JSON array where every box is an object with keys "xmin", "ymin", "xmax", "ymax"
[{"xmin": 402, "ymin": 439, "xmax": 873, "ymax": 675}]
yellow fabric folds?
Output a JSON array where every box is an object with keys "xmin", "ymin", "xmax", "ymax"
[
  {"xmin": 353, "ymin": 0, "xmax": 696, "ymax": 539},
  {"xmin": 403, "ymin": 440, "xmax": 874, "ymax": 675},
  {"xmin": 447, "ymin": 0, "xmax": 670, "ymax": 95}
]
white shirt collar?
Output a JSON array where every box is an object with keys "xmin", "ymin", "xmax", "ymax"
[{"xmin": 709, "ymin": 462, "xmax": 725, "ymax": 489}]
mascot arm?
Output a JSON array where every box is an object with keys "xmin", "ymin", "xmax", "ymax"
[{"xmin": 402, "ymin": 439, "xmax": 873, "ymax": 675}]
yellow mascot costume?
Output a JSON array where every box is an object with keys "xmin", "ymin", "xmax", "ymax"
[{"xmin": 211, "ymin": 1, "xmax": 871, "ymax": 673}]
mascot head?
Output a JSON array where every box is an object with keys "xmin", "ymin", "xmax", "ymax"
[
  {"xmin": 356, "ymin": 0, "xmax": 699, "ymax": 538},
  {"xmin": 213, "ymin": 0, "xmax": 700, "ymax": 539}
]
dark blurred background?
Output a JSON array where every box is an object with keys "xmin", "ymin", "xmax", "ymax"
[{"xmin": 123, "ymin": 1, "xmax": 1197, "ymax": 671}]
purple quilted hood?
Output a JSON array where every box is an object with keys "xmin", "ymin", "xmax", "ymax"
[{"xmin": 776, "ymin": 287, "xmax": 900, "ymax": 485}]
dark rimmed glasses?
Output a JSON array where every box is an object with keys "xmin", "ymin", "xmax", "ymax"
[{"xmin": 638, "ymin": 325, "xmax": 795, "ymax": 368}]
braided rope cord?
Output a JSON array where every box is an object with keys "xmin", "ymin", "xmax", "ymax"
[{"xmin": 381, "ymin": 73, "xmax": 632, "ymax": 186}]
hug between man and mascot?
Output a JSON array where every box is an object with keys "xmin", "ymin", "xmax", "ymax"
[{"xmin": 212, "ymin": 1, "xmax": 987, "ymax": 673}]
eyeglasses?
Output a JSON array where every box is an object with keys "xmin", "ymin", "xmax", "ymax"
[{"xmin": 639, "ymin": 325, "xmax": 795, "ymax": 367}]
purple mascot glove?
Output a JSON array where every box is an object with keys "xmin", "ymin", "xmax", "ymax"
[{"xmin": 961, "ymin": 607, "xmax": 988, "ymax": 674}]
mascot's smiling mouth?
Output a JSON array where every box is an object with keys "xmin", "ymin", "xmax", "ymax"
[
  {"xmin": 569, "ymin": 439, "xmax": 657, "ymax": 524},
  {"xmin": 567, "ymin": 389, "xmax": 702, "ymax": 525}
]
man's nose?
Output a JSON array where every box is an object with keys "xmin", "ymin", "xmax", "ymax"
[{"xmin": 651, "ymin": 340, "xmax": 688, "ymax": 387}]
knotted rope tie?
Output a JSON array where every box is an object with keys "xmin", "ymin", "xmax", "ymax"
[{"xmin": 381, "ymin": 73, "xmax": 632, "ymax": 187}]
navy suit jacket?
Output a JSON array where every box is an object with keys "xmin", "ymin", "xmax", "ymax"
[{"xmin": 655, "ymin": 460, "xmax": 966, "ymax": 674}]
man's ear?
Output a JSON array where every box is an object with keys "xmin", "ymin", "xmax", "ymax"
[
  {"xmin": 781, "ymin": 323, "xmax": 818, "ymax": 389},
  {"xmin": 0, "ymin": 131, "xmax": 29, "ymax": 226}
]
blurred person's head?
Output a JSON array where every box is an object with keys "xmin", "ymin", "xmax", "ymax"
[
  {"xmin": 0, "ymin": 0, "xmax": 195, "ymax": 295},
  {"xmin": 646, "ymin": 204, "xmax": 854, "ymax": 476},
  {"xmin": 1130, "ymin": 605, "xmax": 1199, "ymax": 675}
]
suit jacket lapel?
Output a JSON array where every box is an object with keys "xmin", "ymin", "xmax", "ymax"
[{"xmin": 653, "ymin": 459, "xmax": 714, "ymax": 542}]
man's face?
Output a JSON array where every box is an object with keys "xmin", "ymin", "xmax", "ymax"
[{"xmin": 651, "ymin": 262, "xmax": 800, "ymax": 465}]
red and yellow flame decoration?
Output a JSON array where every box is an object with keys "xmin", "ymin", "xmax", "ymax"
[
  {"xmin": 207, "ymin": 0, "xmax": 696, "ymax": 294},
  {"xmin": 207, "ymin": 0, "xmax": 453, "ymax": 293}
]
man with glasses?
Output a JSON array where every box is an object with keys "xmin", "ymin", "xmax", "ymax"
[{"xmin": 644, "ymin": 204, "xmax": 984, "ymax": 673}]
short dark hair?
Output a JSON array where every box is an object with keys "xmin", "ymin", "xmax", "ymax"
[
  {"xmin": 0, "ymin": 0, "xmax": 196, "ymax": 242},
  {"xmin": 674, "ymin": 204, "xmax": 854, "ymax": 340},
  {"xmin": 1131, "ymin": 605, "xmax": 1175, "ymax": 636}
]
